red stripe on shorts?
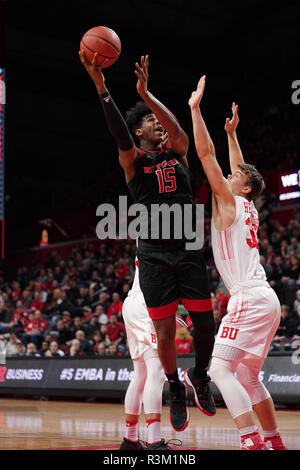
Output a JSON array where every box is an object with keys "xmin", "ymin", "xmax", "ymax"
[
  {"xmin": 180, "ymin": 297, "xmax": 213, "ymax": 312},
  {"xmin": 147, "ymin": 299, "xmax": 179, "ymax": 320}
]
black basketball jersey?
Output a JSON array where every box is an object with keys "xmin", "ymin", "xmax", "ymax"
[{"xmin": 127, "ymin": 142, "xmax": 196, "ymax": 248}]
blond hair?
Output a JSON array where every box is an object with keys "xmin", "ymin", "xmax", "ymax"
[{"xmin": 238, "ymin": 163, "xmax": 265, "ymax": 201}]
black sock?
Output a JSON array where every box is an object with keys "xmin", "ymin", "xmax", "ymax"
[
  {"xmin": 188, "ymin": 310, "xmax": 215, "ymax": 379},
  {"xmin": 193, "ymin": 367, "xmax": 208, "ymax": 380},
  {"xmin": 166, "ymin": 370, "xmax": 183, "ymax": 392}
]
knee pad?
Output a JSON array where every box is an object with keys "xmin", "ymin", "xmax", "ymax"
[
  {"xmin": 209, "ymin": 357, "xmax": 253, "ymax": 419},
  {"xmin": 144, "ymin": 348, "xmax": 166, "ymax": 387},
  {"xmin": 142, "ymin": 349, "xmax": 166, "ymax": 414},
  {"xmin": 124, "ymin": 358, "xmax": 147, "ymax": 415},
  {"xmin": 124, "ymin": 379, "xmax": 143, "ymax": 416},
  {"xmin": 236, "ymin": 363, "xmax": 270, "ymax": 405},
  {"xmin": 209, "ymin": 356, "xmax": 234, "ymax": 383}
]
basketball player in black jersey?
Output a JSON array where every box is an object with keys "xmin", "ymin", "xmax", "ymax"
[{"xmin": 79, "ymin": 52, "xmax": 216, "ymax": 439}]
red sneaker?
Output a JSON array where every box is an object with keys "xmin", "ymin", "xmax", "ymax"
[
  {"xmin": 264, "ymin": 433, "xmax": 287, "ymax": 450},
  {"xmin": 241, "ymin": 431, "xmax": 270, "ymax": 450}
]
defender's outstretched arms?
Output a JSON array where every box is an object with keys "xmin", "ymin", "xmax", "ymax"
[
  {"xmin": 224, "ymin": 102, "xmax": 245, "ymax": 172},
  {"xmin": 188, "ymin": 76, "xmax": 234, "ymax": 205}
]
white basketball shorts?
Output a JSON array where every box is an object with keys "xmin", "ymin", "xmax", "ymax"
[
  {"xmin": 213, "ymin": 285, "xmax": 281, "ymax": 358},
  {"xmin": 122, "ymin": 292, "xmax": 158, "ymax": 360}
]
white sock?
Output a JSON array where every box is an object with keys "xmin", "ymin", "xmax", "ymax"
[
  {"xmin": 239, "ymin": 425, "xmax": 258, "ymax": 437},
  {"xmin": 125, "ymin": 420, "xmax": 138, "ymax": 442},
  {"xmin": 263, "ymin": 428, "xmax": 278, "ymax": 438},
  {"xmin": 146, "ymin": 419, "xmax": 161, "ymax": 444}
]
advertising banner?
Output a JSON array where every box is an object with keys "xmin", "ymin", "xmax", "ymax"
[
  {"xmin": 0, "ymin": 354, "xmax": 299, "ymax": 403},
  {"xmin": 278, "ymin": 168, "xmax": 300, "ymax": 203}
]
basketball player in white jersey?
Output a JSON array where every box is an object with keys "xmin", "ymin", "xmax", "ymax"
[
  {"xmin": 120, "ymin": 258, "xmax": 170, "ymax": 451},
  {"xmin": 186, "ymin": 76, "xmax": 287, "ymax": 450}
]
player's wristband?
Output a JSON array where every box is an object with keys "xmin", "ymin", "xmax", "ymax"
[
  {"xmin": 99, "ymin": 91, "xmax": 134, "ymax": 151},
  {"xmin": 99, "ymin": 91, "xmax": 110, "ymax": 101}
]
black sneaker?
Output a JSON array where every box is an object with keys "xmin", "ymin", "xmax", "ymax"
[
  {"xmin": 119, "ymin": 437, "xmax": 145, "ymax": 450},
  {"xmin": 184, "ymin": 368, "xmax": 216, "ymax": 416},
  {"xmin": 169, "ymin": 383, "xmax": 190, "ymax": 432},
  {"xmin": 146, "ymin": 439, "xmax": 173, "ymax": 450}
]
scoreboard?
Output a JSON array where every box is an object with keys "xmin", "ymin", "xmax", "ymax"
[{"xmin": 0, "ymin": 68, "xmax": 5, "ymax": 259}]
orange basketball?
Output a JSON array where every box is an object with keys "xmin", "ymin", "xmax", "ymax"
[{"xmin": 80, "ymin": 26, "xmax": 121, "ymax": 68}]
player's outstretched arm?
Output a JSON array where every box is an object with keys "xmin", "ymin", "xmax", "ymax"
[
  {"xmin": 224, "ymin": 102, "xmax": 245, "ymax": 172},
  {"xmin": 135, "ymin": 55, "xmax": 189, "ymax": 163},
  {"xmin": 79, "ymin": 51, "xmax": 138, "ymax": 182},
  {"xmin": 189, "ymin": 76, "xmax": 234, "ymax": 204}
]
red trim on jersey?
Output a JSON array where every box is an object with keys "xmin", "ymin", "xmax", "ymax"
[
  {"xmin": 180, "ymin": 297, "xmax": 213, "ymax": 312},
  {"xmin": 139, "ymin": 145, "xmax": 164, "ymax": 155},
  {"xmin": 135, "ymin": 259, "xmax": 139, "ymax": 268},
  {"xmin": 139, "ymin": 140, "xmax": 171, "ymax": 154},
  {"xmin": 137, "ymin": 148, "xmax": 146, "ymax": 159},
  {"xmin": 147, "ymin": 299, "xmax": 179, "ymax": 320}
]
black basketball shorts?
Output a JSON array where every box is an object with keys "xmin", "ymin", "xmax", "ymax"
[{"xmin": 137, "ymin": 245, "xmax": 212, "ymax": 320}]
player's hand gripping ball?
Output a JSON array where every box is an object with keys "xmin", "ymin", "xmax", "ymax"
[{"xmin": 80, "ymin": 26, "xmax": 121, "ymax": 68}]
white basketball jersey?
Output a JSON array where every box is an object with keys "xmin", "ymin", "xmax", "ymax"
[{"xmin": 211, "ymin": 196, "xmax": 267, "ymax": 295}]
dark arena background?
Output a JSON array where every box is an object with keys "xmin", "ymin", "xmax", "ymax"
[{"xmin": 0, "ymin": 0, "xmax": 299, "ymax": 460}]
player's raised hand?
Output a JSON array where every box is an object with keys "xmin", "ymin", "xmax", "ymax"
[
  {"xmin": 135, "ymin": 55, "xmax": 149, "ymax": 98},
  {"xmin": 224, "ymin": 102, "xmax": 239, "ymax": 135},
  {"xmin": 79, "ymin": 50, "xmax": 108, "ymax": 94},
  {"xmin": 188, "ymin": 75, "xmax": 206, "ymax": 109}
]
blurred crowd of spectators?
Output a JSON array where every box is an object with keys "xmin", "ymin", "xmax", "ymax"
[
  {"xmin": 0, "ymin": 204, "xmax": 300, "ymax": 359},
  {"xmin": 0, "ymin": 242, "xmax": 135, "ymax": 358}
]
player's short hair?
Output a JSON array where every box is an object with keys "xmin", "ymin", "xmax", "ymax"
[
  {"xmin": 238, "ymin": 163, "xmax": 265, "ymax": 201},
  {"xmin": 125, "ymin": 101, "xmax": 151, "ymax": 144}
]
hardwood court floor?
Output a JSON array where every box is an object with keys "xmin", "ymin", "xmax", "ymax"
[{"xmin": 0, "ymin": 398, "xmax": 299, "ymax": 450}]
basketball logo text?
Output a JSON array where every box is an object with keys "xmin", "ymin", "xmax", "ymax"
[
  {"xmin": 151, "ymin": 334, "xmax": 157, "ymax": 344},
  {"xmin": 220, "ymin": 326, "xmax": 239, "ymax": 340}
]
